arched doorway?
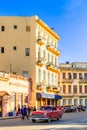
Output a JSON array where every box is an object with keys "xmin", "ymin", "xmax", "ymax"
[
  {"xmin": 0, "ymin": 91, "xmax": 10, "ymax": 117},
  {"xmin": 0, "ymin": 97, "xmax": 2, "ymax": 117}
]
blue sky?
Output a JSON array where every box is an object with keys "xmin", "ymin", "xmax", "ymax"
[{"xmin": 0, "ymin": 0, "xmax": 87, "ymax": 63}]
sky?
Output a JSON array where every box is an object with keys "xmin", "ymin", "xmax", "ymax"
[{"xmin": 0, "ymin": 0, "xmax": 87, "ymax": 64}]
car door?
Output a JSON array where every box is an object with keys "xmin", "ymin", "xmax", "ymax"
[{"xmin": 52, "ymin": 107, "xmax": 57, "ymax": 120}]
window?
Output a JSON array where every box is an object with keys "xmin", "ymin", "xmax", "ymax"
[
  {"xmin": 63, "ymin": 99, "xmax": 66, "ymax": 105},
  {"xmin": 43, "ymin": 70, "xmax": 46, "ymax": 81},
  {"xmin": 79, "ymin": 99, "xmax": 83, "ymax": 105},
  {"xmin": 48, "ymin": 72, "xmax": 50, "ymax": 84},
  {"xmin": 1, "ymin": 26, "xmax": 5, "ymax": 31},
  {"xmin": 11, "ymin": 93, "xmax": 16, "ymax": 111},
  {"xmin": 43, "ymin": 50, "xmax": 45, "ymax": 58},
  {"xmin": 25, "ymin": 95, "xmax": 28, "ymax": 103},
  {"xmin": 63, "ymin": 85, "xmax": 66, "ymax": 93},
  {"xmin": 13, "ymin": 46, "xmax": 17, "ymax": 50},
  {"xmin": 48, "ymin": 53, "xmax": 50, "ymax": 62},
  {"xmin": 74, "ymin": 99, "xmax": 77, "ymax": 106},
  {"xmin": 85, "ymin": 99, "xmax": 87, "ymax": 106},
  {"xmin": 85, "ymin": 85, "xmax": 87, "ymax": 93},
  {"xmin": 79, "ymin": 73, "xmax": 82, "ymax": 79},
  {"xmin": 0, "ymin": 47, "xmax": 4, "ymax": 53},
  {"xmin": 38, "ymin": 69, "xmax": 41, "ymax": 82},
  {"xmin": 55, "ymin": 57, "xmax": 57, "ymax": 66},
  {"xmin": 51, "ymin": 55, "xmax": 53, "ymax": 63},
  {"xmin": 25, "ymin": 48, "xmax": 30, "ymax": 56},
  {"xmin": 79, "ymin": 85, "xmax": 82, "ymax": 93},
  {"xmin": 84, "ymin": 73, "xmax": 87, "ymax": 79},
  {"xmin": 38, "ymin": 47, "xmax": 41, "ymax": 59},
  {"xmin": 62, "ymin": 73, "xmax": 66, "ymax": 79},
  {"xmin": 68, "ymin": 73, "xmax": 72, "ymax": 79},
  {"xmin": 68, "ymin": 85, "xmax": 71, "ymax": 93},
  {"xmin": 73, "ymin": 85, "xmax": 77, "ymax": 94},
  {"xmin": 13, "ymin": 72, "xmax": 17, "ymax": 75},
  {"xmin": 13, "ymin": 25, "xmax": 17, "ymax": 29},
  {"xmin": 68, "ymin": 99, "xmax": 72, "ymax": 105},
  {"xmin": 73, "ymin": 73, "xmax": 77, "ymax": 79},
  {"xmin": 22, "ymin": 71, "xmax": 29, "ymax": 77},
  {"xmin": 18, "ymin": 94, "xmax": 22, "ymax": 107},
  {"xmin": 26, "ymin": 26, "xmax": 31, "ymax": 32}
]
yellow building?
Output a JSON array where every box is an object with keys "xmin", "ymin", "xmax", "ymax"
[
  {"xmin": 59, "ymin": 62, "xmax": 87, "ymax": 107},
  {"xmin": 0, "ymin": 15, "xmax": 62, "ymax": 109}
]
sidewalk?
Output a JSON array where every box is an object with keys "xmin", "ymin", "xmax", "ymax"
[{"xmin": 0, "ymin": 116, "xmax": 18, "ymax": 120}]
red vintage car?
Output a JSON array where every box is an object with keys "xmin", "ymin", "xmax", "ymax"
[{"xmin": 30, "ymin": 105, "xmax": 63, "ymax": 123}]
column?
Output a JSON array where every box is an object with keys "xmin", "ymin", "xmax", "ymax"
[
  {"xmin": 66, "ymin": 85, "xmax": 68, "ymax": 93},
  {"xmin": 83, "ymin": 98, "xmax": 85, "ymax": 106},
  {"xmin": 77, "ymin": 98, "xmax": 79, "ymax": 106},
  {"xmin": 72, "ymin": 98, "xmax": 74, "ymax": 105},
  {"xmin": 82, "ymin": 85, "xmax": 85, "ymax": 93},
  {"xmin": 77, "ymin": 85, "xmax": 79, "ymax": 94},
  {"xmin": 15, "ymin": 93, "xmax": 19, "ymax": 109},
  {"xmin": 72, "ymin": 85, "xmax": 73, "ymax": 94}
]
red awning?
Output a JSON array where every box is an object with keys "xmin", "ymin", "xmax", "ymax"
[{"xmin": 0, "ymin": 91, "xmax": 10, "ymax": 97}]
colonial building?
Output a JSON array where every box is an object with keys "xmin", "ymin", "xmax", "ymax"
[
  {"xmin": 0, "ymin": 16, "xmax": 62, "ymax": 109},
  {"xmin": 0, "ymin": 72, "xmax": 31, "ymax": 117},
  {"xmin": 59, "ymin": 62, "xmax": 87, "ymax": 106}
]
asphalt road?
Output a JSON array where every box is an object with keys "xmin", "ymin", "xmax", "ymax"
[{"xmin": 0, "ymin": 111, "xmax": 87, "ymax": 130}]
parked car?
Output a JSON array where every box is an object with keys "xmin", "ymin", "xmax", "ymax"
[
  {"xmin": 64, "ymin": 105, "xmax": 76, "ymax": 113},
  {"xmin": 29, "ymin": 105, "xmax": 63, "ymax": 123}
]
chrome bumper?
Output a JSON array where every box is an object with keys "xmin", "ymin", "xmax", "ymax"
[{"xmin": 29, "ymin": 117, "xmax": 48, "ymax": 120}]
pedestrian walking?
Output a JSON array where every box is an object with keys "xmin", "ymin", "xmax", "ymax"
[
  {"xmin": 21, "ymin": 105, "xmax": 24, "ymax": 119},
  {"xmin": 33, "ymin": 106, "xmax": 36, "ymax": 111},
  {"xmin": 27, "ymin": 106, "xmax": 31, "ymax": 118},
  {"xmin": 22, "ymin": 105, "xmax": 28, "ymax": 120}
]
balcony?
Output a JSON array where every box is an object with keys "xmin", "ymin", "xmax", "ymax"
[
  {"xmin": 61, "ymin": 93, "xmax": 74, "ymax": 97},
  {"xmin": 46, "ymin": 84, "xmax": 52, "ymax": 92},
  {"xmin": 52, "ymin": 67, "xmax": 60, "ymax": 73},
  {"xmin": 37, "ymin": 38, "xmax": 44, "ymax": 46},
  {"xmin": 53, "ymin": 48, "xmax": 61, "ymax": 56},
  {"xmin": 46, "ymin": 63, "xmax": 60, "ymax": 73},
  {"xmin": 37, "ymin": 57, "xmax": 46, "ymax": 67},
  {"xmin": 47, "ymin": 44, "xmax": 53, "ymax": 52},
  {"xmin": 79, "ymin": 79, "xmax": 87, "ymax": 84},
  {"xmin": 47, "ymin": 45, "xmax": 60, "ymax": 56},
  {"xmin": 62, "ymin": 79, "xmax": 73, "ymax": 83},
  {"xmin": 37, "ymin": 82, "xmax": 45, "ymax": 91},
  {"xmin": 46, "ymin": 62, "xmax": 54, "ymax": 71},
  {"xmin": 61, "ymin": 93, "xmax": 87, "ymax": 98},
  {"xmin": 52, "ymin": 85, "xmax": 60, "ymax": 92}
]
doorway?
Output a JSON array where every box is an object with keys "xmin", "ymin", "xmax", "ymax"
[
  {"xmin": 47, "ymin": 99, "xmax": 50, "ymax": 105},
  {"xmin": 0, "ymin": 97, "xmax": 2, "ymax": 117}
]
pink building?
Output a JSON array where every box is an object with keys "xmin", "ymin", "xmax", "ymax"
[{"xmin": 0, "ymin": 72, "xmax": 32, "ymax": 117}]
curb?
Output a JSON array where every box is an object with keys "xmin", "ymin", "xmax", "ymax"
[{"xmin": 0, "ymin": 116, "xmax": 18, "ymax": 120}]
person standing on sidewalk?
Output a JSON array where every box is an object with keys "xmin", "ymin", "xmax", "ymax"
[
  {"xmin": 21, "ymin": 105, "xmax": 24, "ymax": 119},
  {"xmin": 27, "ymin": 106, "xmax": 31, "ymax": 118},
  {"xmin": 22, "ymin": 105, "xmax": 28, "ymax": 120}
]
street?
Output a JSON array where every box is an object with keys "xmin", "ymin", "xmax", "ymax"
[{"xmin": 0, "ymin": 112, "xmax": 87, "ymax": 130}]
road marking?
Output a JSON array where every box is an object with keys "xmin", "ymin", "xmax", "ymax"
[{"xmin": 0, "ymin": 125, "xmax": 87, "ymax": 130}]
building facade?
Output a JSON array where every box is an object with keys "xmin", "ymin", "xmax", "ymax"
[
  {"xmin": 0, "ymin": 16, "xmax": 62, "ymax": 109},
  {"xmin": 59, "ymin": 62, "xmax": 87, "ymax": 107},
  {"xmin": 0, "ymin": 72, "xmax": 31, "ymax": 117}
]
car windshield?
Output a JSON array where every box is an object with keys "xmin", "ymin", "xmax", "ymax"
[{"xmin": 40, "ymin": 106, "xmax": 52, "ymax": 111}]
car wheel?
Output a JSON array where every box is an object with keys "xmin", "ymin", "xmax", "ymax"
[
  {"xmin": 32, "ymin": 119, "xmax": 36, "ymax": 123},
  {"xmin": 57, "ymin": 117, "xmax": 59, "ymax": 120},
  {"xmin": 60, "ymin": 115, "xmax": 62, "ymax": 119},
  {"xmin": 48, "ymin": 116, "xmax": 51, "ymax": 123}
]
